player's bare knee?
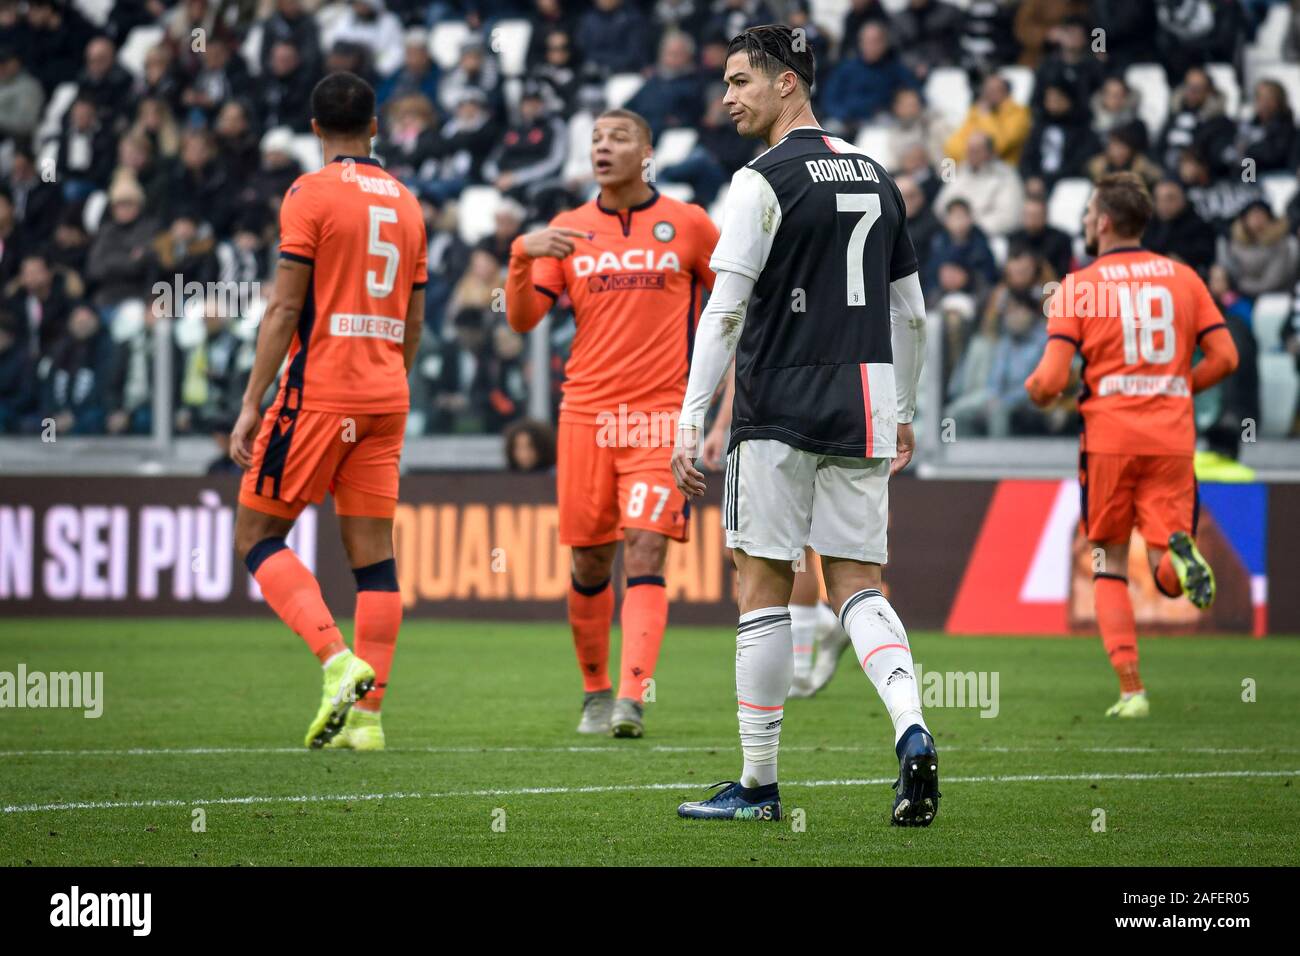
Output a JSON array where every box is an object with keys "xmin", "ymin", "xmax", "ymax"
[
  {"xmin": 339, "ymin": 517, "xmax": 394, "ymax": 569},
  {"xmin": 571, "ymin": 544, "xmax": 615, "ymax": 587},
  {"xmin": 622, "ymin": 531, "xmax": 668, "ymax": 578},
  {"xmin": 233, "ymin": 507, "xmax": 288, "ymax": 561}
]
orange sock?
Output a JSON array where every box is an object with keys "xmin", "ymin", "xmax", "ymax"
[
  {"xmin": 1094, "ymin": 574, "xmax": 1143, "ymax": 694},
  {"xmin": 247, "ymin": 539, "xmax": 346, "ymax": 663},
  {"xmin": 352, "ymin": 559, "xmax": 401, "ymax": 713},
  {"xmin": 617, "ymin": 576, "xmax": 668, "ymax": 701},
  {"xmin": 569, "ymin": 576, "xmax": 614, "ymax": 692},
  {"xmin": 1153, "ymin": 549, "xmax": 1181, "ymax": 598}
]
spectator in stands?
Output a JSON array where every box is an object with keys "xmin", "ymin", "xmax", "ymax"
[
  {"xmin": 375, "ymin": 94, "xmax": 440, "ymax": 183},
  {"xmin": 625, "ymin": 30, "xmax": 705, "ymax": 139},
  {"xmin": 84, "ymin": 173, "xmax": 158, "ymax": 313},
  {"xmin": 56, "ymin": 96, "xmax": 118, "ymax": 204},
  {"xmin": 176, "ymin": 295, "xmax": 247, "ymax": 435},
  {"xmin": 885, "ymin": 87, "xmax": 948, "ymax": 168},
  {"xmin": 106, "ymin": 298, "xmax": 181, "ymax": 435},
  {"xmin": 259, "ymin": 41, "xmax": 318, "ymax": 133},
  {"xmin": 1091, "ymin": 0, "xmax": 1158, "ymax": 74},
  {"xmin": 1158, "ymin": 67, "xmax": 1235, "ymax": 176},
  {"xmin": 448, "ymin": 247, "xmax": 504, "ymax": 319},
  {"xmin": 1087, "ymin": 121, "xmax": 1163, "ymax": 191},
  {"xmin": 166, "ymin": 0, "xmax": 219, "ymax": 75},
  {"xmin": 255, "ymin": 127, "xmax": 305, "ymax": 211},
  {"xmin": 25, "ymin": 0, "xmax": 97, "ymax": 95},
  {"xmin": 0, "ymin": 45, "xmax": 44, "ymax": 141},
  {"xmin": 437, "ymin": 37, "xmax": 503, "ymax": 121},
  {"xmin": 533, "ymin": 27, "xmax": 601, "ymax": 116},
  {"xmin": 214, "ymin": 101, "xmax": 262, "ymax": 184},
  {"xmin": 324, "ymin": 40, "xmax": 380, "ymax": 91},
  {"xmin": 148, "ymin": 215, "xmax": 219, "ymax": 294},
  {"xmin": 785, "ymin": 2, "xmax": 830, "ymax": 72},
  {"xmin": 706, "ymin": 0, "xmax": 776, "ymax": 45},
  {"xmin": 1019, "ymin": 81, "xmax": 1098, "ymax": 193},
  {"xmin": 159, "ymin": 129, "xmax": 233, "ymax": 236},
  {"xmin": 944, "ymin": 73, "xmax": 1031, "ymax": 165},
  {"xmin": 957, "ymin": 0, "xmax": 1019, "ymax": 74},
  {"xmin": 48, "ymin": 206, "xmax": 90, "ymax": 278},
  {"xmin": 428, "ymin": 306, "xmax": 494, "ymax": 433},
  {"xmin": 130, "ymin": 96, "xmax": 181, "ymax": 161},
  {"xmin": 326, "ymin": 0, "xmax": 406, "ymax": 77},
  {"xmin": 485, "ymin": 320, "xmax": 528, "ymax": 432},
  {"xmin": 78, "ymin": 37, "xmax": 135, "ymax": 130},
  {"xmin": 985, "ymin": 291, "xmax": 1052, "ymax": 435},
  {"xmin": 0, "ymin": 189, "xmax": 25, "ymax": 289},
  {"xmin": 1013, "ymin": 0, "xmax": 1089, "ymax": 68},
  {"xmin": 821, "ymin": 22, "xmax": 919, "ymax": 131},
  {"xmin": 936, "ymin": 130, "xmax": 1025, "ymax": 235},
  {"xmin": 898, "ymin": 140, "xmax": 943, "ymax": 205},
  {"xmin": 897, "ymin": 174, "xmax": 941, "ymax": 280},
  {"xmin": 421, "ymin": 196, "xmax": 470, "ymax": 334},
  {"xmin": 660, "ymin": 87, "xmax": 754, "ymax": 205},
  {"xmin": 925, "ymin": 197, "xmax": 999, "ymax": 295},
  {"xmin": 418, "ymin": 87, "xmax": 497, "ymax": 203},
  {"xmin": 181, "ymin": 34, "xmax": 253, "ymax": 126},
  {"xmin": 1218, "ymin": 200, "xmax": 1300, "ymax": 297},
  {"xmin": 40, "ymin": 303, "xmax": 114, "ymax": 436},
  {"xmin": 1090, "ymin": 76, "xmax": 1141, "ymax": 138},
  {"xmin": 477, "ymin": 200, "xmax": 525, "ymax": 265},
  {"xmin": 1154, "ymin": 0, "xmax": 1243, "ymax": 83},
  {"xmin": 482, "ymin": 85, "xmax": 567, "ymax": 203},
  {"xmin": 525, "ymin": 0, "xmax": 576, "ymax": 69},
  {"xmin": 504, "ymin": 418, "xmax": 557, "ymax": 472},
  {"xmin": 0, "ymin": 308, "xmax": 36, "ymax": 433},
  {"xmin": 1031, "ymin": 15, "xmax": 1103, "ymax": 113},
  {"xmin": 216, "ymin": 211, "xmax": 269, "ymax": 285},
  {"xmin": 892, "ymin": 0, "xmax": 964, "ymax": 79},
  {"xmin": 981, "ymin": 249, "xmax": 1050, "ymax": 332},
  {"xmin": 5, "ymin": 251, "xmax": 73, "ymax": 358},
  {"xmin": 1230, "ymin": 80, "xmax": 1297, "ymax": 176},
  {"xmin": 1007, "ymin": 195, "xmax": 1073, "ymax": 280},
  {"xmin": 1144, "ymin": 178, "xmax": 1217, "ymax": 273},
  {"xmin": 842, "ymin": 0, "xmax": 890, "ymax": 53},
  {"xmin": 7, "ymin": 143, "xmax": 63, "ymax": 245},
  {"xmin": 378, "ymin": 28, "xmax": 439, "ymax": 108},
  {"xmin": 138, "ymin": 44, "xmax": 182, "ymax": 114},
  {"xmin": 1179, "ymin": 147, "xmax": 1265, "ymax": 234},
  {"xmin": 576, "ymin": 0, "xmax": 654, "ymax": 75},
  {"xmin": 259, "ymin": 0, "xmax": 323, "ymax": 78}
]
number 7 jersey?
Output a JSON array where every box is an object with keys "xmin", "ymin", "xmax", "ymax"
[
  {"xmin": 1046, "ymin": 246, "xmax": 1226, "ymax": 456},
  {"xmin": 276, "ymin": 155, "xmax": 428, "ymax": 414}
]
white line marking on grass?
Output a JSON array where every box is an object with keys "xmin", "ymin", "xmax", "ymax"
[
  {"xmin": 1, "ymin": 744, "xmax": 1297, "ymax": 758},
  {"xmin": 5, "ymin": 769, "xmax": 1298, "ymax": 814}
]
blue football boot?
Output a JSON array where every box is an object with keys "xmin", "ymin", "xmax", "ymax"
[
  {"xmin": 891, "ymin": 724, "xmax": 940, "ymax": 827},
  {"xmin": 677, "ymin": 781, "xmax": 782, "ymax": 821}
]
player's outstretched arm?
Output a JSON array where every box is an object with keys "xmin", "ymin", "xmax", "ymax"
[
  {"xmin": 403, "ymin": 287, "xmax": 425, "ymax": 374},
  {"xmin": 505, "ymin": 227, "xmax": 587, "ymax": 333},
  {"xmin": 229, "ymin": 258, "xmax": 311, "ymax": 468},
  {"xmin": 672, "ymin": 269, "xmax": 754, "ymax": 498}
]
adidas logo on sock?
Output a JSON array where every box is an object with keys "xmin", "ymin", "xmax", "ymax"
[{"xmin": 885, "ymin": 667, "xmax": 913, "ymax": 686}]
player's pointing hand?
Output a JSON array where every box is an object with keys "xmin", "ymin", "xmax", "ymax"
[
  {"xmin": 520, "ymin": 227, "xmax": 590, "ymax": 260},
  {"xmin": 672, "ymin": 425, "xmax": 707, "ymax": 499}
]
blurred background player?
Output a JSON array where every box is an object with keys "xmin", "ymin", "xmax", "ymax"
[
  {"xmin": 506, "ymin": 108, "xmax": 720, "ymax": 738},
  {"xmin": 672, "ymin": 25, "xmax": 935, "ymax": 826},
  {"xmin": 230, "ymin": 72, "xmax": 428, "ymax": 750},
  {"xmin": 1025, "ymin": 172, "xmax": 1239, "ymax": 718},
  {"xmin": 701, "ymin": 365, "xmax": 847, "ymax": 697}
]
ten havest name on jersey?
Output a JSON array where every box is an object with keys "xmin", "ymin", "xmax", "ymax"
[{"xmin": 50, "ymin": 886, "xmax": 151, "ymax": 936}]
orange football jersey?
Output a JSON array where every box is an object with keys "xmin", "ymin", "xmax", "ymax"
[
  {"xmin": 1046, "ymin": 246, "xmax": 1226, "ymax": 456},
  {"xmin": 530, "ymin": 191, "xmax": 719, "ymax": 421},
  {"xmin": 276, "ymin": 155, "xmax": 428, "ymax": 414}
]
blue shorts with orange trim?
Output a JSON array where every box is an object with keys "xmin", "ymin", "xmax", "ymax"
[{"xmin": 239, "ymin": 407, "xmax": 407, "ymax": 519}]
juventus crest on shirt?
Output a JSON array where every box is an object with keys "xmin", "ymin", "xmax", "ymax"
[{"xmin": 710, "ymin": 127, "xmax": 919, "ymax": 458}]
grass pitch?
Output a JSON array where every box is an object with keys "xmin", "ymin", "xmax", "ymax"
[{"xmin": 1, "ymin": 618, "xmax": 1297, "ymax": 866}]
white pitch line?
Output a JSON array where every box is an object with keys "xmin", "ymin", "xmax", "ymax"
[
  {"xmin": 5, "ymin": 769, "xmax": 1299, "ymax": 814},
  {"xmin": 0, "ymin": 744, "xmax": 1297, "ymax": 758}
]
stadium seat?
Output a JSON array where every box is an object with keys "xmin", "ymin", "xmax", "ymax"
[
  {"xmin": 998, "ymin": 65, "xmax": 1034, "ymax": 107},
  {"xmin": 1252, "ymin": 292, "xmax": 1292, "ymax": 353},
  {"xmin": 120, "ymin": 25, "xmax": 164, "ymax": 79},
  {"xmin": 1250, "ymin": 1, "xmax": 1292, "ymax": 61},
  {"xmin": 925, "ymin": 68, "xmax": 972, "ymax": 130},
  {"xmin": 1124, "ymin": 64, "xmax": 1169, "ymax": 143},
  {"xmin": 654, "ymin": 128, "xmax": 698, "ymax": 168},
  {"xmin": 82, "ymin": 190, "xmax": 107, "ymax": 233},
  {"xmin": 658, "ymin": 183, "xmax": 694, "ymax": 203},
  {"xmin": 989, "ymin": 234, "xmax": 1008, "ymax": 267},
  {"xmin": 457, "ymin": 185, "xmax": 503, "ymax": 243},
  {"xmin": 314, "ymin": 1, "xmax": 348, "ymax": 39},
  {"xmin": 810, "ymin": 0, "xmax": 853, "ymax": 46},
  {"xmin": 290, "ymin": 134, "xmax": 323, "ymax": 173},
  {"xmin": 1047, "ymin": 178, "xmax": 1092, "ymax": 236},
  {"xmin": 563, "ymin": 110, "xmax": 595, "ymax": 185},
  {"xmin": 1259, "ymin": 354, "xmax": 1299, "ymax": 437},
  {"xmin": 1252, "ymin": 62, "xmax": 1300, "ymax": 120},
  {"xmin": 1261, "ymin": 174, "xmax": 1298, "ymax": 218},
  {"xmin": 604, "ymin": 73, "xmax": 644, "ymax": 110},
  {"xmin": 1206, "ymin": 62, "xmax": 1241, "ymax": 117},
  {"xmin": 707, "ymin": 184, "xmax": 729, "ymax": 229},
  {"xmin": 35, "ymin": 81, "xmax": 78, "ymax": 147},
  {"xmin": 491, "ymin": 19, "xmax": 532, "ymax": 78},
  {"xmin": 429, "ymin": 20, "xmax": 471, "ymax": 71},
  {"xmin": 855, "ymin": 125, "xmax": 895, "ymax": 165},
  {"xmin": 241, "ymin": 23, "xmax": 264, "ymax": 77},
  {"xmin": 502, "ymin": 77, "xmax": 522, "ymax": 114}
]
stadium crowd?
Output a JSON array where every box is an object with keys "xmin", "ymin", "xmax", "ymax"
[{"xmin": 0, "ymin": 0, "xmax": 1298, "ymax": 452}]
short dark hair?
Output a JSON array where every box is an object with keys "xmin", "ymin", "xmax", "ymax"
[
  {"xmin": 596, "ymin": 108, "xmax": 653, "ymax": 144},
  {"xmin": 726, "ymin": 24, "xmax": 816, "ymax": 96},
  {"xmin": 1094, "ymin": 172, "xmax": 1154, "ymax": 238},
  {"xmin": 311, "ymin": 71, "xmax": 375, "ymax": 137}
]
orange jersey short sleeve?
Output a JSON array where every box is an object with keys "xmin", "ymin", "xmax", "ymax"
[
  {"xmin": 531, "ymin": 191, "xmax": 720, "ymax": 422},
  {"xmin": 1061, "ymin": 247, "xmax": 1225, "ymax": 456},
  {"xmin": 275, "ymin": 156, "xmax": 427, "ymax": 415}
]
